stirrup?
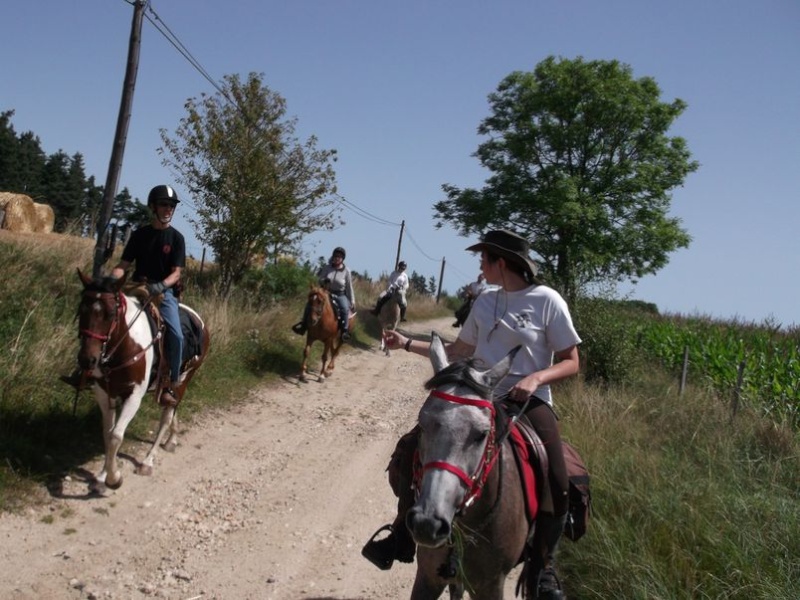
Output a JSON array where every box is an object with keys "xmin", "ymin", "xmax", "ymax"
[{"xmin": 361, "ymin": 524, "xmax": 396, "ymax": 570}]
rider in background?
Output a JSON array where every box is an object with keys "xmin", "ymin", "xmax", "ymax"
[
  {"xmin": 362, "ymin": 230, "xmax": 581, "ymax": 600},
  {"xmin": 292, "ymin": 246, "xmax": 357, "ymax": 342},
  {"xmin": 452, "ymin": 273, "xmax": 488, "ymax": 328},
  {"xmin": 369, "ymin": 260, "xmax": 409, "ymax": 321}
]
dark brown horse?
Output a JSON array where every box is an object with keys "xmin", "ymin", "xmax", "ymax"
[
  {"xmin": 406, "ymin": 333, "xmax": 532, "ymax": 599},
  {"xmin": 75, "ymin": 269, "xmax": 210, "ymax": 493},
  {"xmin": 378, "ymin": 288, "xmax": 403, "ymax": 356},
  {"xmin": 299, "ymin": 285, "xmax": 354, "ymax": 382}
]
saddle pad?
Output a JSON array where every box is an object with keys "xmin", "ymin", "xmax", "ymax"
[
  {"xmin": 509, "ymin": 426, "xmax": 539, "ymax": 522},
  {"xmin": 179, "ymin": 308, "xmax": 203, "ymax": 363}
]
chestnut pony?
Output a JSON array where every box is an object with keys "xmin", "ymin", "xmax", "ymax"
[
  {"xmin": 406, "ymin": 333, "xmax": 533, "ymax": 600},
  {"xmin": 75, "ymin": 269, "xmax": 209, "ymax": 493},
  {"xmin": 299, "ymin": 285, "xmax": 354, "ymax": 382}
]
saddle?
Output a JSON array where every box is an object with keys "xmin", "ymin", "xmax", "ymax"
[
  {"xmin": 506, "ymin": 414, "xmax": 552, "ymax": 522},
  {"xmin": 123, "ymin": 283, "xmax": 206, "ymax": 401}
]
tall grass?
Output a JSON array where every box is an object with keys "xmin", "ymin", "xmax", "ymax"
[{"xmin": 0, "ymin": 231, "xmax": 797, "ymax": 597}]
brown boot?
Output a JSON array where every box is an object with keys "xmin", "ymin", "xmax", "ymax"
[
  {"xmin": 160, "ymin": 387, "xmax": 179, "ymax": 407},
  {"xmin": 59, "ymin": 370, "xmax": 87, "ymax": 390}
]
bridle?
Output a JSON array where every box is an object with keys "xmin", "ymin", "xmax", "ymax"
[
  {"xmin": 415, "ymin": 389, "xmax": 502, "ymax": 513},
  {"xmin": 308, "ymin": 289, "xmax": 330, "ymax": 327},
  {"xmin": 78, "ymin": 289, "xmax": 156, "ymax": 373}
]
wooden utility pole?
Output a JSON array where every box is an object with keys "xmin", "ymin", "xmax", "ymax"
[
  {"xmin": 436, "ymin": 256, "xmax": 446, "ymax": 303},
  {"xmin": 394, "ymin": 219, "xmax": 405, "ymax": 270},
  {"xmin": 92, "ymin": 0, "xmax": 146, "ymax": 277}
]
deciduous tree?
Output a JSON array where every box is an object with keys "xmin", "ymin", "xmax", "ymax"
[
  {"xmin": 434, "ymin": 56, "xmax": 698, "ymax": 302},
  {"xmin": 160, "ymin": 72, "xmax": 341, "ymax": 296}
]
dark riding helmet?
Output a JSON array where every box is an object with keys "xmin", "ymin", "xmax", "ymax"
[
  {"xmin": 398, "ymin": 261, "xmax": 407, "ymax": 269},
  {"xmin": 147, "ymin": 184, "xmax": 180, "ymax": 208},
  {"xmin": 332, "ymin": 246, "xmax": 346, "ymax": 259}
]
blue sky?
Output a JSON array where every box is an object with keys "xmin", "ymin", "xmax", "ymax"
[{"xmin": 3, "ymin": 1, "xmax": 798, "ymax": 327}]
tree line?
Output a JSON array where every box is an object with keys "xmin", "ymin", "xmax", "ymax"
[
  {"xmin": 2, "ymin": 56, "xmax": 698, "ymax": 302},
  {"xmin": 0, "ymin": 110, "xmax": 150, "ymax": 234}
]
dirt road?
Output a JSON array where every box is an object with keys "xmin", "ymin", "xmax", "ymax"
[{"xmin": 0, "ymin": 317, "xmax": 523, "ymax": 599}]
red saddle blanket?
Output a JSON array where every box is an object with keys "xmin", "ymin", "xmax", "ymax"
[{"xmin": 509, "ymin": 426, "xmax": 539, "ymax": 522}]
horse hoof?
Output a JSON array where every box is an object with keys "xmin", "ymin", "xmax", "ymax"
[
  {"xmin": 163, "ymin": 441, "xmax": 177, "ymax": 453},
  {"xmin": 105, "ymin": 476, "xmax": 124, "ymax": 490},
  {"xmin": 89, "ymin": 481, "xmax": 107, "ymax": 495},
  {"xmin": 136, "ymin": 464, "xmax": 153, "ymax": 477}
]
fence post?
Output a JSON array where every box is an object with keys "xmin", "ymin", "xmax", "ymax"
[
  {"xmin": 679, "ymin": 346, "xmax": 689, "ymax": 396},
  {"xmin": 730, "ymin": 359, "xmax": 746, "ymax": 422}
]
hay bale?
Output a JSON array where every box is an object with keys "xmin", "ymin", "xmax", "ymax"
[
  {"xmin": 32, "ymin": 202, "xmax": 55, "ymax": 233},
  {"xmin": 0, "ymin": 193, "xmax": 37, "ymax": 233}
]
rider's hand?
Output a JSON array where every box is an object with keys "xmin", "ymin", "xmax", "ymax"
[
  {"xmin": 147, "ymin": 281, "xmax": 167, "ymax": 296},
  {"xmin": 382, "ymin": 330, "xmax": 405, "ymax": 350}
]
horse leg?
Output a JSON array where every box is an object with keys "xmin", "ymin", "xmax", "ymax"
[
  {"xmin": 137, "ymin": 405, "xmax": 176, "ymax": 476},
  {"xmin": 319, "ymin": 341, "xmax": 331, "ymax": 382},
  {"xmin": 410, "ymin": 569, "xmax": 447, "ymax": 600},
  {"xmin": 90, "ymin": 391, "xmax": 116, "ymax": 494},
  {"xmin": 300, "ymin": 341, "xmax": 312, "ymax": 382}
]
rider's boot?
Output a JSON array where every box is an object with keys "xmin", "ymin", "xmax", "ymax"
[
  {"xmin": 160, "ymin": 382, "xmax": 180, "ymax": 407},
  {"xmin": 370, "ymin": 292, "xmax": 390, "ymax": 316},
  {"xmin": 400, "ymin": 305, "xmax": 407, "ymax": 322},
  {"xmin": 291, "ymin": 321, "xmax": 307, "ymax": 335},
  {"xmin": 362, "ymin": 428, "xmax": 418, "ymax": 570},
  {"xmin": 525, "ymin": 512, "xmax": 567, "ymax": 599}
]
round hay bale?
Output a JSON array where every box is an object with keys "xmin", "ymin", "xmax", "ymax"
[
  {"xmin": 33, "ymin": 202, "xmax": 55, "ymax": 233},
  {"xmin": 1, "ymin": 193, "xmax": 37, "ymax": 233}
]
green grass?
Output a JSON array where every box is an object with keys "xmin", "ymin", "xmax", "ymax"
[{"xmin": 0, "ymin": 231, "xmax": 797, "ymax": 598}]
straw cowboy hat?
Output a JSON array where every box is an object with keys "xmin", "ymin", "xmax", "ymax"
[{"xmin": 465, "ymin": 229, "xmax": 539, "ymax": 280}]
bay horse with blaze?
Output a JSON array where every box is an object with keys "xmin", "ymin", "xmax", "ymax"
[{"xmin": 74, "ymin": 269, "xmax": 209, "ymax": 494}]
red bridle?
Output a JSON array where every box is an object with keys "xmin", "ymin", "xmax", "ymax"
[
  {"xmin": 79, "ymin": 291, "xmax": 126, "ymax": 342},
  {"xmin": 416, "ymin": 389, "xmax": 500, "ymax": 511}
]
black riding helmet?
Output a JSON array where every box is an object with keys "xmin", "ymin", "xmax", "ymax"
[
  {"xmin": 332, "ymin": 246, "xmax": 346, "ymax": 259},
  {"xmin": 398, "ymin": 261, "xmax": 407, "ymax": 269},
  {"xmin": 147, "ymin": 184, "xmax": 180, "ymax": 208}
]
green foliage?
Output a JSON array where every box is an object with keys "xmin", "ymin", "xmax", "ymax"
[
  {"xmin": 434, "ymin": 57, "xmax": 698, "ymax": 302},
  {"xmin": 237, "ymin": 260, "xmax": 316, "ymax": 307},
  {"xmin": 159, "ymin": 72, "xmax": 341, "ymax": 297},
  {"xmin": 573, "ymin": 297, "xmax": 646, "ymax": 385},
  {"xmin": 0, "ymin": 109, "xmax": 105, "ymax": 232}
]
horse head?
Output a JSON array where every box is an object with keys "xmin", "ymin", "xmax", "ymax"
[
  {"xmin": 75, "ymin": 269, "xmax": 129, "ymax": 373},
  {"xmin": 307, "ymin": 284, "xmax": 331, "ymax": 328},
  {"xmin": 407, "ymin": 332, "xmax": 520, "ymax": 549}
]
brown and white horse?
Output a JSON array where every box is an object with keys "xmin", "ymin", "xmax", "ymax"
[{"xmin": 75, "ymin": 269, "xmax": 209, "ymax": 493}]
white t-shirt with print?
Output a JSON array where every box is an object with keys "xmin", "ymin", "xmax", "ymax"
[{"xmin": 457, "ymin": 284, "xmax": 581, "ymax": 404}]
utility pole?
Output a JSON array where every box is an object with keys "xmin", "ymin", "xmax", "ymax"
[
  {"xmin": 436, "ymin": 256, "xmax": 446, "ymax": 303},
  {"xmin": 92, "ymin": 0, "xmax": 146, "ymax": 277},
  {"xmin": 394, "ymin": 219, "xmax": 405, "ymax": 270}
]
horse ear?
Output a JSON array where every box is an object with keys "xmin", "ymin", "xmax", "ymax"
[
  {"xmin": 482, "ymin": 345, "xmax": 521, "ymax": 390},
  {"xmin": 77, "ymin": 268, "xmax": 92, "ymax": 287},
  {"xmin": 114, "ymin": 271, "xmax": 128, "ymax": 290},
  {"xmin": 429, "ymin": 331, "xmax": 449, "ymax": 373}
]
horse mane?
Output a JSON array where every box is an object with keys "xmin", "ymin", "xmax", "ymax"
[
  {"xmin": 424, "ymin": 358, "xmax": 492, "ymax": 398},
  {"xmin": 424, "ymin": 358, "xmax": 511, "ymax": 439},
  {"xmin": 82, "ymin": 276, "xmax": 122, "ymax": 294}
]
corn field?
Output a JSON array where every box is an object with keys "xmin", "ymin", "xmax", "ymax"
[{"xmin": 636, "ymin": 316, "xmax": 800, "ymax": 428}]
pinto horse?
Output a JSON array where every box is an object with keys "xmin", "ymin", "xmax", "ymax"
[
  {"xmin": 299, "ymin": 285, "xmax": 354, "ymax": 383},
  {"xmin": 406, "ymin": 333, "xmax": 533, "ymax": 600},
  {"xmin": 378, "ymin": 288, "xmax": 403, "ymax": 356},
  {"xmin": 75, "ymin": 269, "xmax": 209, "ymax": 493}
]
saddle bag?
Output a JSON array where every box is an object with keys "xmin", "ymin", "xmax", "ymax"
[{"xmin": 562, "ymin": 440, "xmax": 591, "ymax": 542}]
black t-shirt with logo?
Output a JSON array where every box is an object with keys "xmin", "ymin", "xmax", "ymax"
[{"xmin": 121, "ymin": 225, "xmax": 186, "ymax": 283}]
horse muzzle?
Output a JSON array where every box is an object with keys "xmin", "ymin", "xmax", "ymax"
[{"xmin": 406, "ymin": 505, "xmax": 452, "ymax": 548}]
